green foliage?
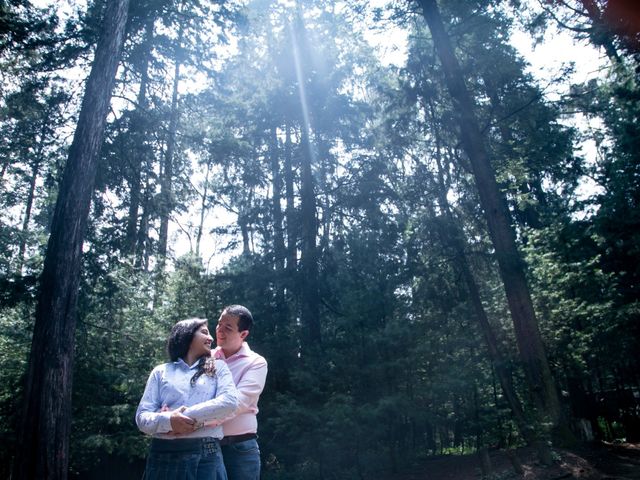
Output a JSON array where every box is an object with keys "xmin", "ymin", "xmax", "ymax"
[
  {"xmin": 1, "ymin": 0, "xmax": 639, "ymax": 477},
  {"xmin": 0, "ymin": 303, "xmax": 33, "ymax": 477},
  {"xmin": 72, "ymin": 262, "xmax": 159, "ymax": 471}
]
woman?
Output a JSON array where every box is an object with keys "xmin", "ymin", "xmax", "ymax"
[{"xmin": 136, "ymin": 318, "xmax": 239, "ymax": 480}]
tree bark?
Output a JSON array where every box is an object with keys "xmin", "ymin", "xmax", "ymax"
[
  {"xmin": 270, "ymin": 126, "xmax": 288, "ymax": 328},
  {"xmin": 125, "ymin": 17, "xmax": 153, "ymax": 257},
  {"xmin": 17, "ymin": 154, "xmax": 42, "ymax": 274},
  {"xmin": 427, "ymin": 125, "xmax": 533, "ymax": 444},
  {"xmin": 12, "ymin": 1, "xmax": 129, "ymax": 478},
  {"xmin": 299, "ymin": 128, "xmax": 321, "ymax": 346},
  {"xmin": 271, "ymin": 126, "xmax": 286, "ymax": 276},
  {"xmin": 292, "ymin": 12, "xmax": 321, "ymax": 346},
  {"xmin": 157, "ymin": 23, "xmax": 183, "ymax": 264},
  {"xmin": 284, "ymin": 122, "xmax": 297, "ymax": 274},
  {"xmin": 417, "ymin": 0, "xmax": 563, "ymax": 431},
  {"xmin": 125, "ymin": 148, "xmax": 142, "ymax": 255},
  {"xmin": 195, "ymin": 162, "xmax": 211, "ymax": 257},
  {"xmin": 135, "ymin": 183, "xmax": 151, "ymax": 270}
]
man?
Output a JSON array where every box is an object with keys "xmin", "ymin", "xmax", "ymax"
[{"xmin": 214, "ymin": 305, "xmax": 268, "ymax": 480}]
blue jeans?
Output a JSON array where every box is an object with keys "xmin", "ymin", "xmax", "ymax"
[
  {"xmin": 144, "ymin": 437, "xmax": 228, "ymax": 480},
  {"xmin": 221, "ymin": 438, "xmax": 261, "ymax": 480}
]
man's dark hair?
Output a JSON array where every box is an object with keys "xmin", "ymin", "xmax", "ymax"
[
  {"xmin": 223, "ymin": 305, "xmax": 254, "ymax": 332},
  {"xmin": 167, "ymin": 318, "xmax": 208, "ymax": 362}
]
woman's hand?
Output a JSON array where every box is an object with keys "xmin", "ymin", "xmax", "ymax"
[{"xmin": 169, "ymin": 406, "xmax": 197, "ymax": 434}]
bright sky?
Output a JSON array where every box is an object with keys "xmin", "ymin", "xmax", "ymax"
[
  {"xmin": 512, "ymin": 27, "xmax": 608, "ymax": 215},
  {"xmin": 511, "ymin": 29, "xmax": 607, "ymax": 97}
]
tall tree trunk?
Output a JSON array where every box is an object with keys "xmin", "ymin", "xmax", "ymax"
[
  {"xmin": 12, "ymin": 1, "xmax": 129, "ymax": 478},
  {"xmin": 265, "ymin": 24, "xmax": 288, "ymax": 281},
  {"xmin": 299, "ymin": 129, "xmax": 321, "ymax": 346},
  {"xmin": 271, "ymin": 126, "xmax": 286, "ymax": 276},
  {"xmin": 17, "ymin": 154, "xmax": 42, "ymax": 274},
  {"xmin": 284, "ymin": 122, "xmax": 297, "ymax": 274},
  {"xmin": 195, "ymin": 162, "xmax": 211, "ymax": 257},
  {"xmin": 417, "ymin": 0, "xmax": 563, "ymax": 433},
  {"xmin": 125, "ymin": 17, "xmax": 153, "ymax": 256},
  {"xmin": 317, "ymin": 136, "xmax": 331, "ymax": 248},
  {"xmin": 426, "ymin": 121, "xmax": 534, "ymax": 445},
  {"xmin": 239, "ymin": 219, "xmax": 250, "ymax": 255},
  {"xmin": 270, "ymin": 126, "xmax": 288, "ymax": 330},
  {"xmin": 291, "ymin": 12, "xmax": 321, "ymax": 347},
  {"xmin": 135, "ymin": 182, "xmax": 151, "ymax": 271},
  {"xmin": 237, "ymin": 186, "xmax": 255, "ymax": 256},
  {"xmin": 125, "ymin": 151, "xmax": 142, "ymax": 255},
  {"xmin": 157, "ymin": 24, "xmax": 183, "ymax": 265}
]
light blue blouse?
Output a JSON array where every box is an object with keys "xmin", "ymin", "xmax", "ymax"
[{"xmin": 136, "ymin": 358, "xmax": 238, "ymax": 439}]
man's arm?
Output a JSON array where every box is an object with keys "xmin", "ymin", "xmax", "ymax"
[
  {"xmin": 181, "ymin": 360, "xmax": 239, "ymax": 423},
  {"xmin": 204, "ymin": 356, "xmax": 268, "ymax": 427},
  {"xmin": 233, "ymin": 356, "xmax": 268, "ymax": 416}
]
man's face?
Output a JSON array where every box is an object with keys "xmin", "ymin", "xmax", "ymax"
[{"xmin": 216, "ymin": 313, "xmax": 248, "ymax": 355}]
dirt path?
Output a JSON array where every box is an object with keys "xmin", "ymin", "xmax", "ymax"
[{"xmin": 376, "ymin": 442, "xmax": 640, "ymax": 480}]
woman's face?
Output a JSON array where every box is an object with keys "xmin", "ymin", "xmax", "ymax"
[{"xmin": 188, "ymin": 324, "xmax": 213, "ymax": 359}]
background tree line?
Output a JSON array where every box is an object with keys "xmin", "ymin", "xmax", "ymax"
[{"xmin": 0, "ymin": 0, "xmax": 638, "ymax": 478}]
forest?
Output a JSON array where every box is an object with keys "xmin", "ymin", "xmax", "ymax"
[{"xmin": 0, "ymin": 0, "xmax": 639, "ymax": 478}]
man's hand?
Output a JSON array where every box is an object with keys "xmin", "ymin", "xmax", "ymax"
[{"xmin": 169, "ymin": 406, "xmax": 197, "ymax": 434}]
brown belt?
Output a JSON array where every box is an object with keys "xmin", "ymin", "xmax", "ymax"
[{"xmin": 219, "ymin": 433, "xmax": 257, "ymax": 446}]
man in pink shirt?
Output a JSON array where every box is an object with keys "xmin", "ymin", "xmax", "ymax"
[{"xmin": 214, "ymin": 305, "xmax": 268, "ymax": 480}]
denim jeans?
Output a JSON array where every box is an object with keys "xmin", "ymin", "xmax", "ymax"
[
  {"xmin": 144, "ymin": 437, "xmax": 228, "ymax": 480},
  {"xmin": 221, "ymin": 438, "xmax": 261, "ymax": 480}
]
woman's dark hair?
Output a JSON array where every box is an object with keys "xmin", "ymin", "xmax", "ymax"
[
  {"xmin": 222, "ymin": 305, "xmax": 254, "ymax": 332},
  {"xmin": 166, "ymin": 318, "xmax": 215, "ymax": 386},
  {"xmin": 167, "ymin": 318, "xmax": 208, "ymax": 362}
]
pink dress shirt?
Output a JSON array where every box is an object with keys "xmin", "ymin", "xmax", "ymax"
[{"xmin": 213, "ymin": 342, "xmax": 267, "ymax": 436}]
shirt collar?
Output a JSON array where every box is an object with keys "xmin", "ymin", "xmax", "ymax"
[
  {"xmin": 175, "ymin": 358, "xmax": 201, "ymax": 370},
  {"xmin": 214, "ymin": 342, "xmax": 251, "ymax": 360}
]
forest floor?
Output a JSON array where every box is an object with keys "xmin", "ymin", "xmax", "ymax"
[{"xmin": 379, "ymin": 442, "xmax": 640, "ymax": 480}]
